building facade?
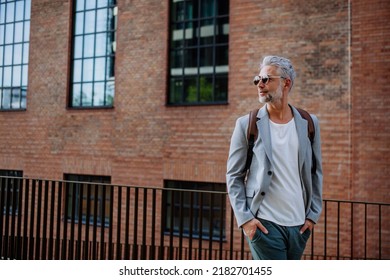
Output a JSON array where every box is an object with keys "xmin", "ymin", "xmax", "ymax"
[{"xmin": 0, "ymin": 0, "xmax": 389, "ymax": 259}]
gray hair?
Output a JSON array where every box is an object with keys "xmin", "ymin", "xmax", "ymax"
[{"xmin": 260, "ymin": 56, "xmax": 296, "ymax": 89}]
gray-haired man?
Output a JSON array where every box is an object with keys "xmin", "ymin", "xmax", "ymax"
[{"xmin": 226, "ymin": 56, "xmax": 323, "ymax": 260}]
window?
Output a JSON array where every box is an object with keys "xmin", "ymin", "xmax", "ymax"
[
  {"xmin": 163, "ymin": 180, "xmax": 226, "ymax": 240},
  {"xmin": 169, "ymin": 0, "xmax": 229, "ymax": 105},
  {"xmin": 0, "ymin": 169, "xmax": 23, "ymax": 214},
  {"xmin": 64, "ymin": 174, "xmax": 111, "ymax": 226},
  {"xmin": 70, "ymin": 0, "xmax": 117, "ymax": 108},
  {"xmin": 0, "ymin": 0, "xmax": 31, "ymax": 110}
]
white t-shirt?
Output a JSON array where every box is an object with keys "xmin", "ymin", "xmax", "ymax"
[{"xmin": 258, "ymin": 118, "xmax": 305, "ymax": 226}]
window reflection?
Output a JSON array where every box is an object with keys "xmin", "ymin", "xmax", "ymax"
[
  {"xmin": 169, "ymin": 0, "xmax": 229, "ymax": 105},
  {"xmin": 0, "ymin": 0, "xmax": 30, "ymax": 110},
  {"xmin": 71, "ymin": 0, "xmax": 117, "ymax": 108}
]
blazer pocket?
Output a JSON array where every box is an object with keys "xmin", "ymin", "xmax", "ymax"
[{"xmin": 245, "ymin": 188, "xmax": 256, "ymax": 207}]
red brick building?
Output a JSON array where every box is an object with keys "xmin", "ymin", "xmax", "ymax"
[{"xmin": 0, "ymin": 0, "xmax": 389, "ymax": 259}]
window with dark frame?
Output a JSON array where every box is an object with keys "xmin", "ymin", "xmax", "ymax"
[
  {"xmin": 168, "ymin": 0, "xmax": 229, "ymax": 105},
  {"xmin": 0, "ymin": 169, "xmax": 23, "ymax": 214},
  {"xmin": 163, "ymin": 180, "xmax": 226, "ymax": 240},
  {"xmin": 0, "ymin": 0, "xmax": 31, "ymax": 110},
  {"xmin": 70, "ymin": 0, "xmax": 117, "ymax": 108},
  {"xmin": 64, "ymin": 174, "xmax": 111, "ymax": 227}
]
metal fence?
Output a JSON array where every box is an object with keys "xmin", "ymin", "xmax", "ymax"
[{"xmin": 1, "ymin": 176, "xmax": 389, "ymax": 260}]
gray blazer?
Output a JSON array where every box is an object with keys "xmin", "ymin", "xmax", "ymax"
[{"xmin": 226, "ymin": 105, "xmax": 323, "ymax": 228}]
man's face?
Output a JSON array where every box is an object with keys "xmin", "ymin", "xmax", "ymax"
[{"xmin": 257, "ymin": 66, "xmax": 284, "ymax": 104}]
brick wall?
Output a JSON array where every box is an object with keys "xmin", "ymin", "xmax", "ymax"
[
  {"xmin": 0, "ymin": 1, "xmax": 389, "ymax": 204},
  {"xmin": 0, "ymin": 0, "xmax": 389, "ymax": 260},
  {"xmin": 351, "ymin": 0, "xmax": 390, "ymax": 203}
]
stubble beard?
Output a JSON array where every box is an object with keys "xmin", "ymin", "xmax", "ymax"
[{"xmin": 258, "ymin": 84, "xmax": 283, "ymax": 104}]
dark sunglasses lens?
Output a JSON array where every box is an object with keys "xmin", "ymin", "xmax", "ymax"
[{"xmin": 253, "ymin": 76, "xmax": 269, "ymax": 85}]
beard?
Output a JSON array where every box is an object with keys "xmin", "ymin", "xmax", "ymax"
[{"xmin": 258, "ymin": 83, "xmax": 283, "ymax": 104}]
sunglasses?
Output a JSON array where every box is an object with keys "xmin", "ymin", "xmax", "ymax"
[{"xmin": 253, "ymin": 75, "xmax": 285, "ymax": 85}]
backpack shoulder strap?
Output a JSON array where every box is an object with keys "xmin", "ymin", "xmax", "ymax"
[
  {"xmin": 243, "ymin": 108, "xmax": 259, "ymax": 173},
  {"xmin": 296, "ymin": 107, "xmax": 316, "ymax": 173},
  {"xmin": 296, "ymin": 107, "xmax": 315, "ymax": 143}
]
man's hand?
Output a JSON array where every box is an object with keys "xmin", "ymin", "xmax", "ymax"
[
  {"xmin": 242, "ymin": 218, "xmax": 268, "ymax": 240},
  {"xmin": 300, "ymin": 219, "xmax": 314, "ymax": 234}
]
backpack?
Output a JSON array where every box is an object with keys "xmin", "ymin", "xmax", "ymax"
[{"xmin": 243, "ymin": 108, "xmax": 316, "ymax": 175}]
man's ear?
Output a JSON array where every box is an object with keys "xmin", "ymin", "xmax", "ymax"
[{"xmin": 284, "ymin": 78, "xmax": 292, "ymax": 89}]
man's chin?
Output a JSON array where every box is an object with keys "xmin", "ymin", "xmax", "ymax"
[{"xmin": 259, "ymin": 96, "xmax": 272, "ymax": 104}]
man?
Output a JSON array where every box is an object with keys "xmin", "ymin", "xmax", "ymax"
[{"xmin": 226, "ymin": 55, "xmax": 323, "ymax": 260}]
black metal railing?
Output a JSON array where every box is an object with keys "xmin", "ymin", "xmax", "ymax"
[{"xmin": 1, "ymin": 176, "xmax": 389, "ymax": 260}]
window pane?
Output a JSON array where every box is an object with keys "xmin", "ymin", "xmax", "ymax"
[
  {"xmin": 95, "ymin": 32, "xmax": 108, "ymax": 56},
  {"xmin": 199, "ymin": 76, "xmax": 213, "ymax": 102},
  {"xmin": 12, "ymin": 65, "xmax": 21, "ymax": 86},
  {"xmin": 105, "ymin": 81, "xmax": 114, "ymax": 105},
  {"xmin": 199, "ymin": 19, "xmax": 214, "ymax": 45},
  {"xmin": 1, "ymin": 88, "xmax": 10, "ymax": 108},
  {"xmin": 75, "ymin": 12, "xmax": 84, "ymax": 35},
  {"xmin": 3, "ymin": 66, "xmax": 11, "ymax": 87},
  {"xmin": 171, "ymin": 49, "xmax": 183, "ymax": 69},
  {"xmin": 82, "ymin": 82, "xmax": 93, "ymax": 106},
  {"xmin": 22, "ymin": 43, "xmax": 29, "ymax": 63},
  {"xmin": 86, "ymin": 0, "xmax": 96, "ymax": 10},
  {"xmin": 216, "ymin": 45, "xmax": 228, "ymax": 67},
  {"xmin": 23, "ymin": 21, "xmax": 30, "ymax": 41},
  {"xmin": 106, "ymin": 56, "xmax": 114, "ymax": 78},
  {"xmin": 13, "ymin": 43, "xmax": 22, "ymax": 64},
  {"xmin": 20, "ymin": 87, "xmax": 26, "ymax": 107},
  {"xmin": 73, "ymin": 59, "xmax": 82, "ymax": 82},
  {"xmin": 72, "ymin": 83, "xmax": 81, "ymax": 106},
  {"xmin": 83, "ymin": 58, "xmax": 93, "ymax": 81},
  {"xmin": 15, "ymin": 1, "xmax": 25, "ymax": 21},
  {"xmin": 75, "ymin": 0, "xmax": 85, "ymax": 12},
  {"xmin": 83, "ymin": 34, "xmax": 95, "ymax": 57},
  {"xmin": 4, "ymin": 45, "xmax": 12, "ymax": 65},
  {"xmin": 14, "ymin": 22, "xmax": 23, "ymax": 43},
  {"xmin": 200, "ymin": 47, "xmax": 213, "ymax": 67},
  {"xmin": 24, "ymin": 0, "xmax": 31, "ymax": 20},
  {"xmin": 5, "ymin": 23, "xmax": 14, "ymax": 44},
  {"xmin": 216, "ymin": 17, "xmax": 229, "ymax": 44},
  {"xmin": 21, "ymin": 65, "xmax": 27, "ymax": 86},
  {"xmin": 74, "ymin": 36, "xmax": 83, "ymax": 58},
  {"xmin": 0, "ymin": 25, "xmax": 4, "ymax": 44},
  {"xmin": 184, "ymin": 76, "xmax": 197, "ymax": 102},
  {"xmin": 84, "ymin": 10, "xmax": 96, "ymax": 33},
  {"xmin": 97, "ymin": 0, "xmax": 109, "ymax": 8},
  {"xmin": 6, "ymin": 2, "xmax": 15, "ymax": 23},
  {"xmin": 201, "ymin": 0, "xmax": 215, "ymax": 17},
  {"xmin": 96, "ymin": 8, "xmax": 108, "ymax": 33},
  {"xmin": 169, "ymin": 78, "xmax": 183, "ymax": 103},
  {"xmin": 93, "ymin": 82, "xmax": 104, "ymax": 106},
  {"xmin": 11, "ymin": 88, "xmax": 20, "ymax": 108},
  {"xmin": 215, "ymin": 75, "xmax": 227, "ymax": 101},
  {"xmin": 94, "ymin": 57, "xmax": 105, "ymax": 81},
  {"xmin": 0, "ymin": 4, "xmax": 5, "ymax": 24}
]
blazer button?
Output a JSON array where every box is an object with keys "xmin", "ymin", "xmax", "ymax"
[
  {"xmin": 261, "ymin": 192, "xmax": 266, "ymax": 196},
  {"xmin": 267, "ymin": 171, "xmax": 273, "ymax": 176}
]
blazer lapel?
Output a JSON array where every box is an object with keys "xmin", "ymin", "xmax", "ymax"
[
  {"xmin": 257, "ymin": 106, "xmax": 274, "ymax": 164},
  {"xmin": 292, "ymin": 106, "xmax": 309, "ymax": 170}
]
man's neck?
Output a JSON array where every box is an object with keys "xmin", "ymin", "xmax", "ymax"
[{"xmin": 266, "ymin": 102, "xmax": 293, "ymax": 124}]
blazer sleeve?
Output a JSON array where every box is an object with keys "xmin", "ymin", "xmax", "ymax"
[
  {"xmin": 307, "ymin": 114, "xmax": 323, "ymax": 223},
  {"xmin": 226, "ymin": 115, "xmax": 256, "ymax": 228}
]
